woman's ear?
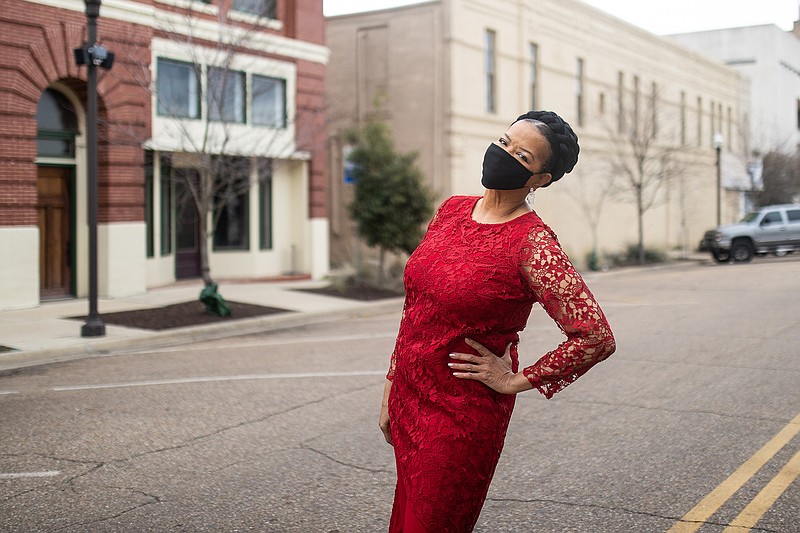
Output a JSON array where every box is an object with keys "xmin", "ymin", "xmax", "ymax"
[{"xmin": 527, "ymin": 172, "xmax": 552, "ymax": 190}]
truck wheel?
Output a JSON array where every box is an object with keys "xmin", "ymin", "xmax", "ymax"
[
  {"xmin": 731, "ymin": 240, "xmax": 754, "ymax": 263},
  {"xmin": 711, "ymin": 249, "xmax": 731, "ymax": 263}
]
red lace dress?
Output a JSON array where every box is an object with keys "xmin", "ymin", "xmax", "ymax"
[{"xmin": 387, "ymin": 196, "xmax": 615, "ymax": 532}]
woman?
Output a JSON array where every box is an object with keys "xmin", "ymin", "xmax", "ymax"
[{"xmin": 379, "ymin": 110, "xmax": 616, "ymax": 532}]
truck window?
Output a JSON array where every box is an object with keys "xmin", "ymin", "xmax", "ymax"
[
  {"xmin": 760, "ymin": 211, "xmax": 784, "ymax": 225},
  {"xmin": 787, "ymin": 209, "xmax": 800, "ymax": 223}
]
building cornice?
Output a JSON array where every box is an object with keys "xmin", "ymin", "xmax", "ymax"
[{"xmin": 22, "ymin": 0, "xmax": 329, "ymax": 65}]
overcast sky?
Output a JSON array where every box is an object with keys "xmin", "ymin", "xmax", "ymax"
[{"xmin": 323, "ymin": 0, "xmax": 799, "ymax": 34}]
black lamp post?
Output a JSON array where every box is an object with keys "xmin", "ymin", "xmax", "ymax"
[
  {"xmin": 713, "ymin": 133, "xmax": 724, "ymax": 227},
  {"xmin": 74, "ymin": 0, "xmax": 114, "ymax": 337}
]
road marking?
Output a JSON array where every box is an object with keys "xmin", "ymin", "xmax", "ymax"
[
  {"xmin": 51, "ymin": 370, "xmax": 387, "ymax": 391},
  {"xmin": 722, "ymin": 449, "xmax": 800, "ymax": 532},
  {"xmin": 129, "ymin": 332, "xmax": 398, "ymax": 354},
  {"xmin": 0, "ymin": 390, "xmax": 19, "ymax": 395},
  {"xmin": 0, "ymin": 471, "xmax": 60, "ymax": 479},
  {"xmin": 668, "ymin": 412, "xmax": 800, "ymax": 533}
]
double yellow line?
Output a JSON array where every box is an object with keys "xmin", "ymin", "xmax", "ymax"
[{"xmin": 669, "ymin": 412, "xmax": 800, "ymax": 532}]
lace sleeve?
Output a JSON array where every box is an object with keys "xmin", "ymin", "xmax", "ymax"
[{"xmin": 519, "ymin": 226, "xmax": 616, "ymax": 398}]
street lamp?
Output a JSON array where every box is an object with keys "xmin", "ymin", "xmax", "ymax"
[
  {"xmin": 74, "ymin": 0, "xmax": 114, "ymax": 337},
  {"xmin": 713, "ymin": 133, "xmax": 724, "ymax": 227}
]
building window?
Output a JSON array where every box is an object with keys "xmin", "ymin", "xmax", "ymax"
[
  {"xmin": 529, "ymin": 42, "xmax": 538, "ymax": 110},
  {"xmin": 208, "ymin": 67, "xmax": 246, "ymax": 123},
  {"xmin": 632, "ymin": 75, "xmax": 640, "ymax": 126},
  {"xmin": 485, "ymin": 29, "xmax": 496, "ymax": 114},
  {"xmin": 697, "ymin": 96, "xmax": 702, "ymax": 147},
  {"xmin": 213, "ymin": 157, "xmax": 250, "ymax": 250},
  {"xmin": 650, "ymin": 81, "xmax": 657, "ymax": 137},
  {"xmin": 680, "ymin": 91, "xmax": 686, "ymax": 145},
  {"xmin": 797, "ymin": 99, "xmax": 800, "ymax": 130},
  {"xmin": 258, "ymin": 159, "xmax": 273, "ymax": 250},
  {"xmin": 727, "ymin": 106, "xmax": 732, "ymax": 152},
  {"xmin": 617, "ymin": 71, "xmax": 624, "ymax": 133},
  {"xmin": 145, "ymin": 151, "xmax": 155, "ymax": 258},
  {"xmin": 599, "ymin": 92, "xmax": 605, "ymax": 115},
  {"xmin": 232, "ymin": 0, "xmax": 276, "ymax": 18},
  {"xmin": 157, "ymin": 59, "xmax": 200, "ymax": 119},
  {"xmin": 253, "ymin": 75, "xmax": 286, "ymax": 128},
  {"xmin": 159, "ymin": 154, "xmax": 173, "ymax": 255},
  {"xmin": 36, "ymin": 89, "xmax": 78, "ymax": 157},
  {"xmin": 710, "ymin": 100, "xmax": 716, "ymax": 147},
  {"xmin": 575, "ymin": 58, "xmax": 584, "ymax": 127}
]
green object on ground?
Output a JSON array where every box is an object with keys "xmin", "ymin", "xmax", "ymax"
[{"xmin": 199, "ymin": 282, "xmax": 231, "ymax": 317}]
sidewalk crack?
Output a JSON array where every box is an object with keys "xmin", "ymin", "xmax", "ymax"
[
  {"xmin": 302, "ymin": 444, "xmax": 392, "ymax": 474},
  {"xmin": 50, "ymin": 486, "xmax": 162, "ymax": 531}
]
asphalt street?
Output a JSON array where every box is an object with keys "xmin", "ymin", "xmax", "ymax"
[{"xmin": 1, "ymin": 255, "xmax": 799, "ymax": 532}]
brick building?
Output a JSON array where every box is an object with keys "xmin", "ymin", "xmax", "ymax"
[{"xmin": 0, "ymin": 0, "xmax": 329, "ymax": 310}]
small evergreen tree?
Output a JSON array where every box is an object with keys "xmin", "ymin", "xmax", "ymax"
[{"xmin": 346, "ymin": 120, "xmax": 433, "ymax": 287}]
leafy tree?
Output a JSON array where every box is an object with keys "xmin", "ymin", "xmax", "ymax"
[{"xmin": 346, "ymin": 120, "xmax": 433, "ymax": 287}]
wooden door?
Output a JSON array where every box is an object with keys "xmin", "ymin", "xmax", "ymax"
[{"xmin": 37, "ymin": 166, "xmax": 72, "ymax": 298}]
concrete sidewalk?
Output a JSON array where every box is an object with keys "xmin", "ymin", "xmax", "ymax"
[{"xmin": 0, "ymin": 279, "xmax": 404, "ymax": 372}]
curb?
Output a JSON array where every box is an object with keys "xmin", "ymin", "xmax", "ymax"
[{"xmin": 0, "ymin": 297, "xmax": 405, "ymax": 373}]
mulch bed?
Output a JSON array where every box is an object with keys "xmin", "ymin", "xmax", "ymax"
[
  {"xmin": 68, "ymin": 283, "xmax": 403, "ymax": 332},
  {"xmin": 71, "ymin": 301, "xmax": 290, "ymax": 331},
  {"xmin": 295, "ymin": 284, "xmax": 404, "ymax": 301}
]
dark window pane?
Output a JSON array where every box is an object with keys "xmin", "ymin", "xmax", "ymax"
[
  {"xmin": 258, "ymin": 159, "xmax": 273, "ymax": 249},
  {"xmin": 36, "ymin": 136, "xmax": 75, "ymax": 158},
  {"xmin": 253, "ymin": 76, "xmax": 286, "ymax": 127},
  {"xmin": 762, "ymin": 211, "xmax": 783, "ymax": 224},
  {"xmin": 37, "ymin": 89, "xmax": 77, "ymax": 157},
  {"xmin": 145, "ymin": 151, "xmax": 154, "ymax": 258},
  {"xmin": 213, "ymin": 157, "xmax": 250, "ymax": 250},
  {"xmin": 37, "ymin": 89, "xmax": 78, "ymax": 133},
  {"xmin": 208, "ymin": 68, "xmax": 245, "ymax": 123},
  {"xmin": 787, "ymin": 210, "xmax": 800, "ymax": 222},
  {"xmin": 157, "ymin": 59, "xmax": 200, "ymax": 119},
  {"xmin": 160, "ymin": 155, "xmax": 173, "ymax": 255},
  {"xmin": 232, "ymin": 0, "xmax": 276, "ymax": 18}
]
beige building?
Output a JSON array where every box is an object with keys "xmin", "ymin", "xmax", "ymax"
[{"xmin": 326, "ymin": 0, "xmax": 749, "ymax": 269}]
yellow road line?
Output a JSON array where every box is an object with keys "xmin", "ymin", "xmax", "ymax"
[
  {"xmin": 668, "ymin": 412, "xmax": 800, "ymax": 533},
  {"xmin": 721, "ymin": 448, "xmax": 800, "ymax": 532}
]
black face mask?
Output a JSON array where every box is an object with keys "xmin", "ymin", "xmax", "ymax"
[{"xmin": 481, "ymin": 143, "xmax": 533, "ymax": 190}]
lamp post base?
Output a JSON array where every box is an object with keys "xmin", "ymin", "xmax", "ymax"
[{"xmin": 81, "ymin": 315, "xmax": 106, "ymax": 337}]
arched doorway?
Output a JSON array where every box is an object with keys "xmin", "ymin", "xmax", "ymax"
[{"xmin": 36, "ymin": 88, "xmax": 78, "ymax": 299}]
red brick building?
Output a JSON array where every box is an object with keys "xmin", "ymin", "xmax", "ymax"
[{"xmin": 0, "ymin": 0, "xmax": 328, "ymax": 310}]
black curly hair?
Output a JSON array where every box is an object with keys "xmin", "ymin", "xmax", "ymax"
[{"xmin": 512, "ymin": 110, "xmax": 579, "ymax": 187}]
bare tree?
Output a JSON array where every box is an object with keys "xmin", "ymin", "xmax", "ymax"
[
  {"xmin": 756, "ymin": 150, "xmax": 800, "ymax": 206},
  {"xmin": 110, "ymin": 1, "xmax": 323, "ymax": 295},
  {"xmin": 565, "ymin": 166, "xmax": 611, "ymax": 270},
  {"xmin": 604, "ymin": 86, "xmax": 684, "ymax": 264}
]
